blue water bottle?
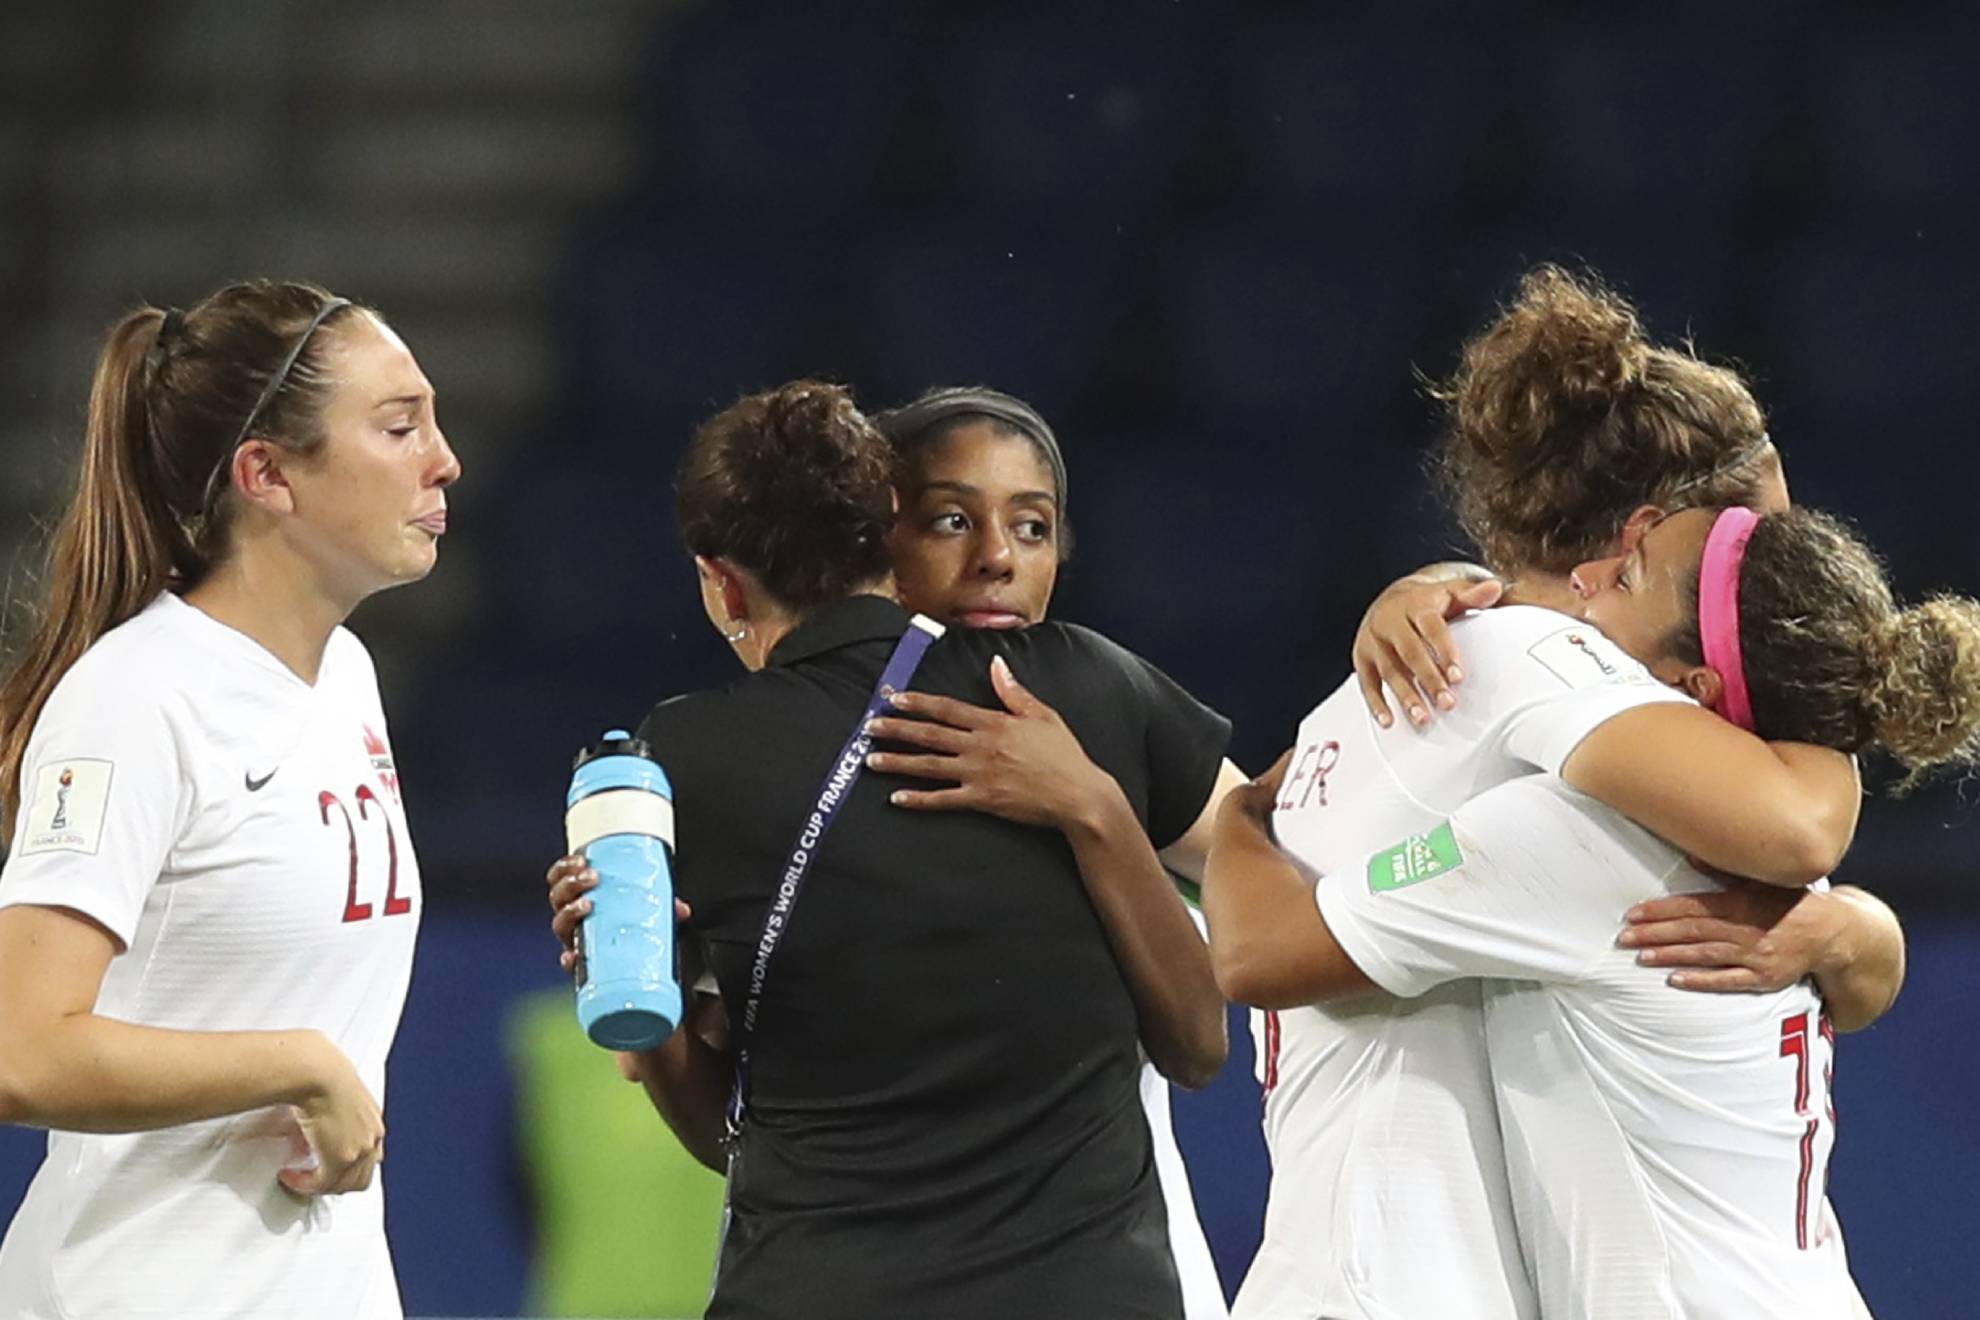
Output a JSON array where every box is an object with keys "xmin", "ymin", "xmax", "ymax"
[{"xmin": 565, "ymin": 729, "xmax": 682, "ymax": 1050}]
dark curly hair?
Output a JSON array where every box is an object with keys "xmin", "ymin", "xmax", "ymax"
[
  {"xmin": 1433, "ymin": 264, "xmax": 1773, "ymax": 574},
  {"xmin": 675, "ymin": 380, "xmax": 895, "ymax": 613},
  {"xmin": 1671, "ymin": 508, "xmax": 1980, "ymax": 789}
]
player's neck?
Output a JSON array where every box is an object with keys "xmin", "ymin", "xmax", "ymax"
[
  {"xmin": 1500, "ymin": 571, "xmax": 1577, "ymax": 616},
  {"xmin": 736, "ymin": 578, "xmax": 901, "ymax": 671},
  {"xmin": 181, "ymin": 548, "xmax": 347, "ymax": 686}
]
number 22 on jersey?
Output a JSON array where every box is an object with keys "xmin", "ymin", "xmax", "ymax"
[{"xmin": 320, "ymin": 785, "xmax": 412, "ymax": 923}]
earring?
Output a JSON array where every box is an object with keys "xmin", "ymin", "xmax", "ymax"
[{"xmin": 723, "ymin": 622, "xmax": 748, "ymax": 643}]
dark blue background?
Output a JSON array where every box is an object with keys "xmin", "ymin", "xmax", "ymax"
[
  {"xmin": 407, "ymin": 0, "xmax": 1980, "ymax": 912},
  {"xmin": 391, "ymin": 2, "xmax": 1980, "ymax": 1310},
  {"xmin": 5, "ymin": 0, "xmax": 1978, "ymax": 1314}
]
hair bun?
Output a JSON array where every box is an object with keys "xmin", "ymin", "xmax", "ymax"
[
  {"xmin": 1453, "ymin": 264, "xmax": 1651, "ymax": 466},
  {"xmin": 738, "ymin": 382, "xmax": 878, "ymax": 527},
  {"xmin": 675, "ymin": 379, "xmax": 896, "ymax": 612},
  {"xmin": 1865, "ymin": 595, "xmax": 1980, "ymax": 777}
]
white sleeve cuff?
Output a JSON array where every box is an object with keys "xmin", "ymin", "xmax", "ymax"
[{"xmin": 1314, "ymin": 876, "xmax": 1441, "ymax": 999}]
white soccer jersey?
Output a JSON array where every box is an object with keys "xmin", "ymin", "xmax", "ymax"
[
  {"xmin": 1319, "ymin": 776, "xmax": 1866, "ymax": 1320},
  {"xmin": 1143, "ymin": 1062, "xmax": 1229, "ymax": 1319},
  {"xmin": 1237, "ymin": 605, "xmax": 1689, "ymax": 1320},
  {"xmin": 0, "ymin": 592, "xmax": 420, "ymax": 1319},
  {"xmin": 1143, "ymin": 904, "xmax": 1229, "ymax": 1320}
]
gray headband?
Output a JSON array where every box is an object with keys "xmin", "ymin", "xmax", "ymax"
[
  {"xmin": 193, "ymin": 296, "xmax": 352, "ymax": 517},
  {"xmin": 1667, "ymin": 432, "xmax": 1773, "ymax": 500},
  {"xmin": 873, "ymin": 386, "xmax": 1068, "ymax": 514}
]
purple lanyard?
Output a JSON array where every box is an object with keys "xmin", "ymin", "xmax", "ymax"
[{"xmin": 724, "ymin": 615, "xmax": 943, "ymax": 1146}]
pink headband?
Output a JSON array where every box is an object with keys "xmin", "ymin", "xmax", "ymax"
[{"xmin": 1698, "ymin": 507, "xmax": 1761, "ymax": 731}]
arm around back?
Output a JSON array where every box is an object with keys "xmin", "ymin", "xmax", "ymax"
[
  {"xmin": 1201, "ymin": 755, "xmax": 1378, "ymax": 1009},
  {"xmin": 868, "ymin": 658, "xmax": 1229, "ymax": 1088},
  {"xmin": 1813, "ymin": 886, "xmax": 1906, "ymax": 1032},
  {"xmin": 1560, "ymin": 703, "xmax": 1860, "ymax": 887},
  {"xmin": 1062, "ymin": 776, "xmax": 1227, "ymax": 1088},
  {"xmin": 1623, "ymin": 882, "xmax": 1905, "ymax": 1033}
]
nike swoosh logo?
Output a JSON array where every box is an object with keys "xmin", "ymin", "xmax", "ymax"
[{"xmin": 245, "ymin": 769, "xmax": 278, "ymax": 792}]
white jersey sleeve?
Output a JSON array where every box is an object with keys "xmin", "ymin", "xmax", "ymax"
[
  {"xmin": 2, "ymin": 660, "xmax": 190, "ymax": 948},
  {"xmin": 1316, "ymin": 777, "xmax": 1691, "ymax": 999},
  {"xmin": 1487, "ymin": 612, "xmax": 1694, "ymax": 775}
]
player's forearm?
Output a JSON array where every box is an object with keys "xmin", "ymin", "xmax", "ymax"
[
  {"xmin": 1813, "ymin": 886, "xmax": 1906, "ymax": 1033},
  {"xmin": 1203, "ymin": 793, "xmax": 1370, "ymax": 1008},
  {"xmin": 1565, "ymin": 709, "xmax": 1859, "ymax": 887},
  {"xmin": 1753, "ymin": 742, "xmax": 1861, "ymax": 882},
  {"xmin": 1063, "ymin": 780, "xmax": 1227, "ymax": 1089},
  {"xmin": 0, "ymin": 1018, "xmax": 335, "ymax": 1133},
  {"xmin": 1675, "ymin": 742, "xmax": 1858, "ymax": 885},
  {"xmin": 629, "ymin": 998, "xmax": 732, "ymax": 1171}
]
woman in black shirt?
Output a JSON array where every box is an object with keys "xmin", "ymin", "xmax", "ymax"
[
  {"xmin": 556, "ymin": 381, "xmax": 1229, "ymax": 1319},
  {"xmin": 866, "ymin": 386, "xmax": 1240, "ymax": 1316}
]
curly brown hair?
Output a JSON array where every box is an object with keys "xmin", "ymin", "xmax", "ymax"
[
  {"xmin": 675, "ymin": 380, "xmax": 895, "ymax": 613},
  {"xmin": 1434, "ymin": 264, "xmax": 1773, "ymax": 574},
  {"xmin": 1671, "ymin": 508, "xmax": 1980, "ymax": 787}
]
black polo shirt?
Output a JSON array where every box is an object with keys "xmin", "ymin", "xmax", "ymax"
[{"xmin": 636, "ymin": 595, "xmax": 1231, "ymax": 1320}]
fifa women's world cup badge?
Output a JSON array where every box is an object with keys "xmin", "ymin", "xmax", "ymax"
[
  {"xmin": 51, "ymin": 768, "xmax": 74, "ymax": 830},
  {"xmin": 363, "ymin": 725, "xmax": 401, "ymax": 804},
  {"xmin": 20, "ymin": 759, "xmax": 112, "ymax": 857}
]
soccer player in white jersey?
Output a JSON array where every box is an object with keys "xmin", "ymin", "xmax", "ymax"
[
  {"xmin": 1204, "ymin": 266, "xmax": 1907, "ymax": 1320},
  {"xmin": 1208, "ymin": 502, "xmax": 1979, "ymax": 1317},
  {"xmin": 0, "ymin": 282, "xmax": 460, "ymax": 1319}
]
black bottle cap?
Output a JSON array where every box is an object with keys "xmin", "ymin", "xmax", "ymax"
[{"xmin": 572, "ymin": 728, "xmax": 656, "ymax": 771}]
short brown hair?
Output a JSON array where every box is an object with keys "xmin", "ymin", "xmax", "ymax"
[
  {"xmin": 1671, "ymin": 508, "xmax": 1980, "ymax": 788},
  {"xmin": 675, "ymin": 380, "xmax": 895, "ymax": 613},
  {"xmin": 1434, "ymin": 264, "xmax": 1771, "ymax": 574}
]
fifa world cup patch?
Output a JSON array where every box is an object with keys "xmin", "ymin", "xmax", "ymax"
[
  {"xmin": 1367, "ymin": 821, "xmax": 1464, "ymax": 892},
  {"xmin": 1527, "ymin": 626, "xmax": 1646, "ymax": 689},
  {"xmin": 18, "ymin": 758, "xmax": 115, "ymax": 856}
]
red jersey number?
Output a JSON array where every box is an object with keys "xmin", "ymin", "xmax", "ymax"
[
  {"xmin": 321, "ymin": 787, "xmax": 412, "ymax": 923},
  {"xmin": 1780, "ymin": 1010, "xmax": 1837, "ymax": 1249}
]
